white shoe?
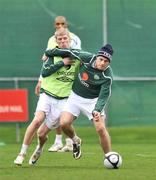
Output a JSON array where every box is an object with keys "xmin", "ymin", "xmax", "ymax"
[
  {"xmin": 48, "ymin": 143, "xmax": 63, "ymax": 152},
  {"xmin": 29, "ymin": 145, "xmax": 42, "ymax": 165},
  {"xmin": 58, "ymin": 144, "xmax": 73, "ymax": 152},
  {"xmin": 14, "ymin": 154, "xmax": 25, "ymax": 166}
]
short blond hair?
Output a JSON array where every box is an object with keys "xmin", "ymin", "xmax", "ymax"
[{"xmin": 54, "ymin": 27, "xmax": 70, "ymax": 38}]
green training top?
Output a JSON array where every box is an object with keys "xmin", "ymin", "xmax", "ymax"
[
  {"xmin": 45, "ymin": 48, "xmax": 113, "ymax": 112},
  {"xmin": 41, "ymin": 54, "xmax": 80, "ymax": 99}
]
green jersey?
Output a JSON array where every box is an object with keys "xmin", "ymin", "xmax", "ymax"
[
  {"xmin": 45, "ymin": 48, "xmax": 113, "ymax": 112},
  {"xmin": 41, "ymin": 54, "xmax": 79, "ymax": 99}
]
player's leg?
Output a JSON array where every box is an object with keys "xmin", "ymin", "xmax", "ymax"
[
  {"xmin": 60, "ymin": 92, "xmax": 82, "ymax": 158},
  {"xmin": 60, "ymin": 111, "xmax": 81, "ymax": 159},
  {"xmin": 60, "ymin": 91, "xmax": 80, "ymax": 140},
  {"xmin": 92, "ymin": 115, "xmax": 111, "ymax": 154},
  {"xmin": 60, "ymin": 111, "xmax": 75, "ymax": 138},
  {"xmin": 29, "ymin": 123, "xmax": 50, "ymax": 165},
  {"xmin": 14, "ymin": 111, "xmax": 45, "ymax": 165},
  {"xmin": 23, "ymin": 111, "xmax": 45, "ymax": 145},
  {"xmin": 14, "ymin": 93, "xmax": 50, "ymax": 165},
  {"xmin": 79, "ymin": 96, "xmax": 111, "ymax": 154}
]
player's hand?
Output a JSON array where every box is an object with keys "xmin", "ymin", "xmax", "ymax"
[
  {"xmin": 92, "ymin": 111, "xmax": 101, "ymax": 122},
  {"xmin": 63, "ymin": 57, "xmax": 74, "ymax": 65},
  {"xmin": 35, "ymin": 81, "xmax": 41, "ymax": 96},
  {"xmin": 42, "ymin": 54, "xmax": 48, "ymax": 61}
]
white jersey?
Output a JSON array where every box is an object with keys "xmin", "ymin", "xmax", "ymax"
[{"xmin": 69, "ymin": 32, "xmax": 81, "ymax": 49}]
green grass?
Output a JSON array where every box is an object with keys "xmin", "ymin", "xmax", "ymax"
[{"xmin": 1, "ymin": 126, "xmax": 156, "ymax": 180}]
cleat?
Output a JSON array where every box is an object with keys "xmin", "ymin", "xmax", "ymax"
[
  {"xmin": 14, "ymin": 154, "xmax": 25, "ymax": 166},
  {"xmin": 48, "ymin": 143, "xmax": 63, "ymax": 152},
  {"xmin": 73, "ymin": 138, "xmax": 82, "ymax": 159},
  {"xmin": 58, "ymin": 144, "xmax": 73, "ymax": 152},
  {"xmin": 29, "ymin": 145, "xmax": 42, "ymax": 165}
]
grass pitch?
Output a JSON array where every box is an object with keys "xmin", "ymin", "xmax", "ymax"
[{"xmin": 0, "ymin": 126, "xmax": 156, "ymax": 180}]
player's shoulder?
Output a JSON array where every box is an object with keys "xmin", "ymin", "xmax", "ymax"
[
  {"xmin": 47, "ymin": 35, "xmax": 57, "ymax": 49},
  {"xmin": 104, "ymin": 66, "xmax": 113, "ymax": 78},
  {"xmin": 69, "ymin": 31, "xmax": 80, "ymax": 39},
  {"xmin": 48, "ymin": 35, "xmax": 55, "ymax": 41}
]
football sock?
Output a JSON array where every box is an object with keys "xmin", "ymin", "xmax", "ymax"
[
  {"xmin": 54, "ymin": 134, "xmax": 62, "ymax": 144},
  {"xmin": 20, "ymin": 144, "xmax": 28, "ymax": 155},
  {"xmin": 72, "ymin": 135, "xmax": 80, "ymax": 144}
]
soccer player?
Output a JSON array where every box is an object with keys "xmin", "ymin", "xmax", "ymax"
[
  {"xmin": 45, "ymin": 44, "xmax": 113, "ymax": 160},
  {"xmin": 14, "ymin": 27, "xmax": 80, "ymax": 166},
  {"xmin": 35, "ymin": 16, "xmax": 81, "ymax": 153}
]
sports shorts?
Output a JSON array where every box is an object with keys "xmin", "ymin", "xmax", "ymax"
[
  {"xmin": 35, "ymin": 93, "xmax": 67, "ymax": 129},
  {"xmin": 63, "ymin": 91, "xmax": 105, "ymax": 120}
]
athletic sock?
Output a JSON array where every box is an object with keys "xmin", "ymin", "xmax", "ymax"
[
  {"xmin": 20, "ymin": 144, "xmax": 28, "ymax": 155},
  {"xmin": 54, "ymin": 134, "xmax": 62, "ymax": 144},
  {"xmin": 72, "ymin": 135, "xmax": 80, "ymax": 144}
]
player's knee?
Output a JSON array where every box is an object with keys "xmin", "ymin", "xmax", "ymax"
[
  {"xmin": 60, "ymin": 116, "xmax": 70, "ymax": 126},
  {"xmin": 95, "ymin": 125, "xmax": 105, "ymax": 135},
  {"xmin": 33, "ymin": 112, "xmax": 45, "ymax": 128},
  {"xmin": 60, "ymin": 112, "xmax": 74, "ymax": 128},
  {"xmin": 60, "ymin": 119, "xmax": 68, "ymax": 129},
  {"xmin": 31, "ymin": 118, "xmax": 42, "ymax": 129}
]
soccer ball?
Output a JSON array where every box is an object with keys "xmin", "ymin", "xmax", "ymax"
[{"xmin": 104, "ymin": 151, "xmax": 122, "ymax": 169}]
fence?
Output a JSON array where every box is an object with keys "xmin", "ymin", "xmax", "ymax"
[{"xmin": 1, "ymin": 77, "xmax": 156, "ymax": 128}]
